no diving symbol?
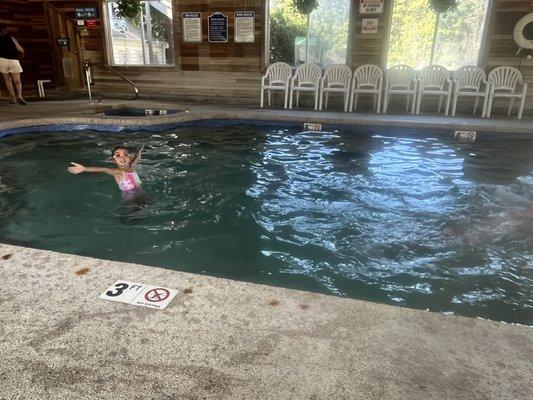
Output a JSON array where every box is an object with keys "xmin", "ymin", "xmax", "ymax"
[{"xmin": 144, "ymin": 288, "xmax": 170, "ymax": 303}]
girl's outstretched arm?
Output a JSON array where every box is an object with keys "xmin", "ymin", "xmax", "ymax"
[
  {"xmin": 68, "ymin": 162, "xmax": 118, "ymax": 177},
  {"xmin": 130, "ymin": 144, "xmax": 144, "ymax": 167}
]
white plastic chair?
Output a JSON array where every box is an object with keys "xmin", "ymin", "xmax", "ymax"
[
  {"xmin": 451, "ymin": 66, "xmax": 489, "ymax": 117},
  {"xmin": 416, "ymin": 65, "xmax": 452, "ymax": 116},
  {"xmin": 260, "ymin": 62, "xmax": 293, "ymax": 109},
  {"xmin": 319, "ymin": 64, "xmax": 352, "ymax": 112},
  {"xmin": 383, "ymin": 65, "xmax": 417, "ymax": 114},
  {"xmin": 486, "ymin": 66, "xmax": 528, "ymax": 119},
  {"xmin": 289, "ymin": 63, "xmax": 322, "ymax": 110},
  {"xmin": 349, "ymin": 64, "xmax": 383, "ymax": 113}
]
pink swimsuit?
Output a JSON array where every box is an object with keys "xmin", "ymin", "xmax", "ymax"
[{"xmin": 118, "ymin": 171, "xmax": 142, "ymax": 192}]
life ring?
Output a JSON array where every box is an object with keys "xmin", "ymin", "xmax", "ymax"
[{"xmin": 513, "ymin": 12, "xmax": 533, "ymax": 53}]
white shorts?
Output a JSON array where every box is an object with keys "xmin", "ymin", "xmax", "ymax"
[{"xmin": 0, "ymin": 58, "xmax": 22, "ymax": 74}]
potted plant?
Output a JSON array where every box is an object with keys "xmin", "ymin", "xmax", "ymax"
[
  {"xmin": 429, "ymin": 0, "xmax": 456, "ymax": 13},
  {"xmin": 116, "ymin": 0, "xmax": 143, "ymax": 19}
]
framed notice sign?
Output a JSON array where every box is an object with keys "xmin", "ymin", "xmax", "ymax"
[
  {"xmin": 75, "ymin": 7, "xmax": 98, "ymax": 20},
  {"xmin": 56, "ymin": 38, "xmax": 70, "ymax": 46},
  {"xmin": 361, "ymin": 19, "xmax": 378, "ymax": 34},
  {"xmin": 359, "ymin": 0, "xmax": 383, "ymax": 14},
  {"xmin": 208, "ymin": 12, "xmax": 228, "ymax": 43},
  {"xmin": 182, "ymin": 12, "xmax": 202, "ymax": 43},
  {"xmin": 234, "ymin": 11, "xmax": 255, "ymax": 43}
]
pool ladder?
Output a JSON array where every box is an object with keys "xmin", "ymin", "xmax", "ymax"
[{"xmin": 83, "ymin": 60, "xmax": 139, "ymax": 102}]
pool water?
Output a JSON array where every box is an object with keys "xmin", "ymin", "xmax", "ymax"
[{"xmin": 0, "ymin": 123, "xmax": 532, "ymax": 324}]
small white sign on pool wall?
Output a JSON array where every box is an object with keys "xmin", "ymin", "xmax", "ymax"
[
  {"xmin": 304, "ymin": 123, "xmax": 322, "ymax": 131},
  {"xmin": 454, "ymin": 130, "xmax": 476, "ymax": 142},
  {"xmin": 99, "ymin": 280, "xmax": 178, "ymax": 310}
]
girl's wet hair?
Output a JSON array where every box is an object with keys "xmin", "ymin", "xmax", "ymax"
[{"xmin": 111, "ymin": 146, "xmax": 129, "ymax": 157}]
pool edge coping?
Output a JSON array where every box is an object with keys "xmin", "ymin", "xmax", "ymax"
[{"xmin": 1, "ymin": 107, "xmax": 533, "ymax": 136}]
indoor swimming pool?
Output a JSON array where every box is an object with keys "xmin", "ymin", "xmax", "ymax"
[{"xmin": 0, "ymin": 121, "xmax": 531, "ymax": 324}]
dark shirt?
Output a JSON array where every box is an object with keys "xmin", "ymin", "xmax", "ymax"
[{"xmin": 0, "ymin": 34, "xmax": 19, "ymax": 60}]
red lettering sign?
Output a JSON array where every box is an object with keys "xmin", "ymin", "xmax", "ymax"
[{"xmin": 85, "ymin": 19, "xmax": 99, "ymax": 30}]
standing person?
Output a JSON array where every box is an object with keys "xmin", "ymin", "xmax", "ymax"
[{"xmin": 0, "ymin": 23, "xmax": 26, "ymax": 105}]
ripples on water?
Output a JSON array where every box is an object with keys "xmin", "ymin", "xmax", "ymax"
[{"xmin": 0, "ymin": 124, "xmax": 531, "ymax": 324}]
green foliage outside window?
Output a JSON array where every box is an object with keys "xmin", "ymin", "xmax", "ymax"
[
  {"xmin": 387, "ymin": 0, "xmax": 488, "ymax": 69},
  {"xmin": 116, "ymin": 0, "xmax": 142, "ymax": 19},
  {"xmin": 270, "ymin": 0, "xmax": 306, "ymax": 64},
  {"xmin": 270, "ymin": 0, "xmax": 349, "ymax": 66}
]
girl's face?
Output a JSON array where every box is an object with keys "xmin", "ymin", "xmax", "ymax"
[{"xmin": 112, "ymin": 149, "xmax": 132, "ymax": 167}]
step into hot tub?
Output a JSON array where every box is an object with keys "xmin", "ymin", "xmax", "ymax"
[{"xmin": 94, "ymin": 107, "xmax": 185, "ymax": 117}]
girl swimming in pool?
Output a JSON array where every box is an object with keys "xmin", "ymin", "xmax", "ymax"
[{"xmin": 68, "ymin": 145, "xmax": 143, "ymax": 192}]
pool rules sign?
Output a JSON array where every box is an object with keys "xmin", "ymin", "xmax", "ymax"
[{"xmin": 99, "ymin": 280, "xmax": 178, "ymax": 310}]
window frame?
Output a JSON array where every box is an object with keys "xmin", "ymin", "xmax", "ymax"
[{"xmin": 102, "ymin": 0, "xmax": 176, "ymax": 68}]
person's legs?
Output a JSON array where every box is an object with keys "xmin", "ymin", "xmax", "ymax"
[
  {"xmin": 10, "ymin": 73, "xmax": 24, "ymax": 103},
  {"xmin": 1, "ymin": 73, "xmax": 17, "ymax": 102}
]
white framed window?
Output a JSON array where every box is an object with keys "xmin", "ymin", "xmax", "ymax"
[
  {"xmin": 387, "ymin": 0, "xmax": 490, "ymax": 69},
  {"xmin": 104, "ymin": 0, "xmax": 174, "ymax": 66}
]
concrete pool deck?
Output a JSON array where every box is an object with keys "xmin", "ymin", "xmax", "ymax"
[
  {"xmin": 1, "ymin": 98, "xmax": 533, "ymax": 135},
  {"xmin": 1, "ymin": 100, "xmax": 532, "ymax": 399},
  {"xmin": 1, "ymin": 243, "xmax": 532, "ymax": 400}
]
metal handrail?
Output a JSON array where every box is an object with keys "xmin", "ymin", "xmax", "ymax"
[
  {"xmin": 83, "ymin": 60, "xmax": 93, "ymax": 102},
  {"xmin": 104, "ymin": 64, "xmax": 140, "ymax": 100},
  {"xmin": 82, "ymin": 60, "xmax": 140, "ymax": 102}
]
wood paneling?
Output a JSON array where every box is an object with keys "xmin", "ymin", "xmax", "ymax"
[
  {"xmin": 483, "ymin": 0, "xmax": 533, "ymax": 113},
  {"xmin": 0, "ymin": 0, "xmax": 55, "ymax": 95},
  {"xmin": 35, "ymin": 0, "xmax": 265, "ymax": 104},
  {"xmin": 175, "ymin": 0, "xmax": 264, "ymax": 72},
  {"xmin": 347, "ymin": 0, "xmax": 393, "ymax": 68}
]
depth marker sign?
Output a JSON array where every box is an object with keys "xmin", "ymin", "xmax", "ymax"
[{"xmin": 99, "ymin": 280, "xmax": 178, "ymax": 310}]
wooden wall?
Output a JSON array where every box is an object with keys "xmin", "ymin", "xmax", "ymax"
[
  {"xmin": 176, "ymin": 0, "xmax": 264, "ymax": 72},
  {"xmin": 36, "ymin": 0, "xmax": 265, "ymax": 104},
  {"xmin": 347, "ymin": 0, "xmax": 392, "ymax": 68},
  {"xmin": 0, "ymin": 0, "xmax": 54, "ymax": 95},
  {"xmin": 483, "ymin": 0, "xmax": 533, "ymax": 112}
]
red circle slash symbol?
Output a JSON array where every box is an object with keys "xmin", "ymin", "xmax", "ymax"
[{"xmin": 144, "ymin": 288, "xmax": 170, "ymax": 302}]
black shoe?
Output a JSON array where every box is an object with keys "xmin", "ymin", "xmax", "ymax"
[{"xmin": 16, "ymin": 98, "xmax": 26, "ymax": 105}]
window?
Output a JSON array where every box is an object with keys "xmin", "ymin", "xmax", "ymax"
[
  {"xmin": 105, "ymin": 0, "xmax": 174, "ymax": 66},
  {"xmin": 387, "ymin": 0, "xmax": 489, "ymax": 69},
  {"xmin": 269, "ymin": 0, "xmax": 350, "ymax": 66}
]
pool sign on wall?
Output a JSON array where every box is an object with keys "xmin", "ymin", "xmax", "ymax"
[
  {"xmin": 234, "ymin": 11, "xmax": 255, "ymax": 43},
  {"xmin": 182, "ymin": 12, "xmax": 202, "ymax": 43},
  {"xmin": 362, "ymin": 18, "xmax": 378, "ymax": 34},
  {"xmin": 359, "ymin": 0, "xmax": 383, "ymax": 14},
  {"xmin": 99, "ymin": 280, "xmax": 178, "ymax": 310},
  {"xmin": 208, "ymin": 12, "xmax": 228, "ymax": 43},
  {"xmin": 56, "ymin": 38, "xmax": 70, "ymax": 47},
  {"xmin": 75, "ymin": 7, "xmax": 98, "ymax": 20}
]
